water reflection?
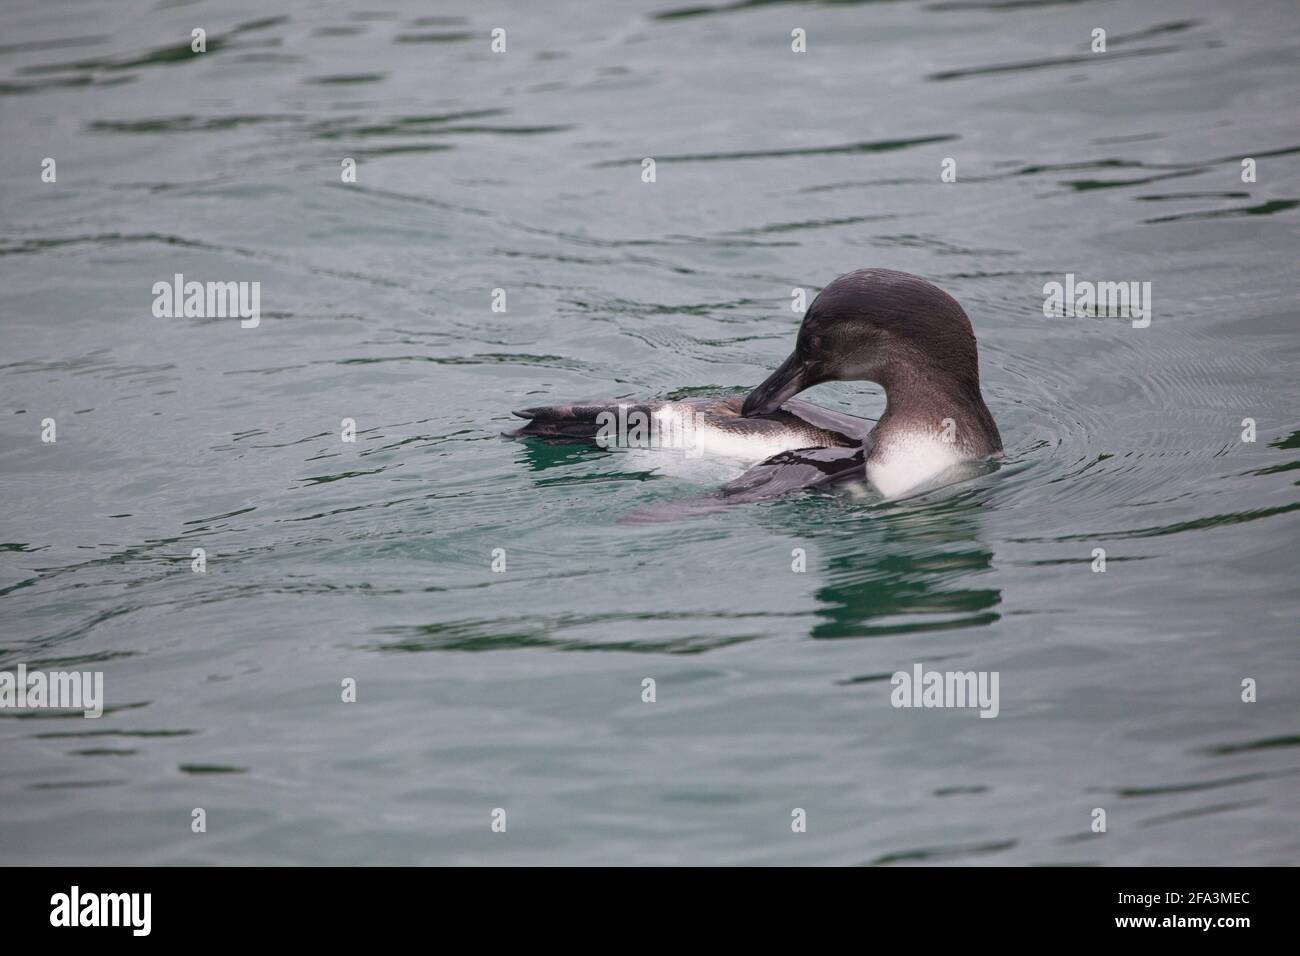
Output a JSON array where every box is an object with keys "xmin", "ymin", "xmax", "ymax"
[{"xmin": 804, "ymin": 500, "xmax": 1001, "ymax": 639}]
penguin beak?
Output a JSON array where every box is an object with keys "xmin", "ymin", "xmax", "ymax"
[{"xmin": 742, "ymin": 352, "xmax": 820, "ymax": 416}]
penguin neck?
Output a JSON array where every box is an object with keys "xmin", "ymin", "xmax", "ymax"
[{"xmin": 873, "ymin": 361, "xmax": 1000, "ymax": 456}]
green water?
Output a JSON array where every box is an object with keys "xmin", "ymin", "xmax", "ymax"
[{"xmin": 1, "ymin": 0, "xmax": 1297, "ymax": 864}]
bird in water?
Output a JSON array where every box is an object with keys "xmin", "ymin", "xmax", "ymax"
[{"xmin": 507, "ymin": 268, "xmax": 1002, "ymax": 518}]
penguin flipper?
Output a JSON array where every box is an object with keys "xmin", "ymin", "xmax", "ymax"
[
  {"xmin": 620, "ymin": 444, "xmax": 867, "ymax": 523},
  {"xmin": 503, "ymin": 401, "xmax": 661, "ymax": 440}
]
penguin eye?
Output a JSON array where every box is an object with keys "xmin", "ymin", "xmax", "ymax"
[{"xmin": 807, "ymin": 335, "xmax": 823, "ymax": 351}]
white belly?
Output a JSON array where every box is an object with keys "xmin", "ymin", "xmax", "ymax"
[
  {"xmin": 866, "ymin": 434, "xmax": 964, "ymax": 499},
  {"xmin": 649, "ymin": 404, "xmax": 803, "ymax": 461}
]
